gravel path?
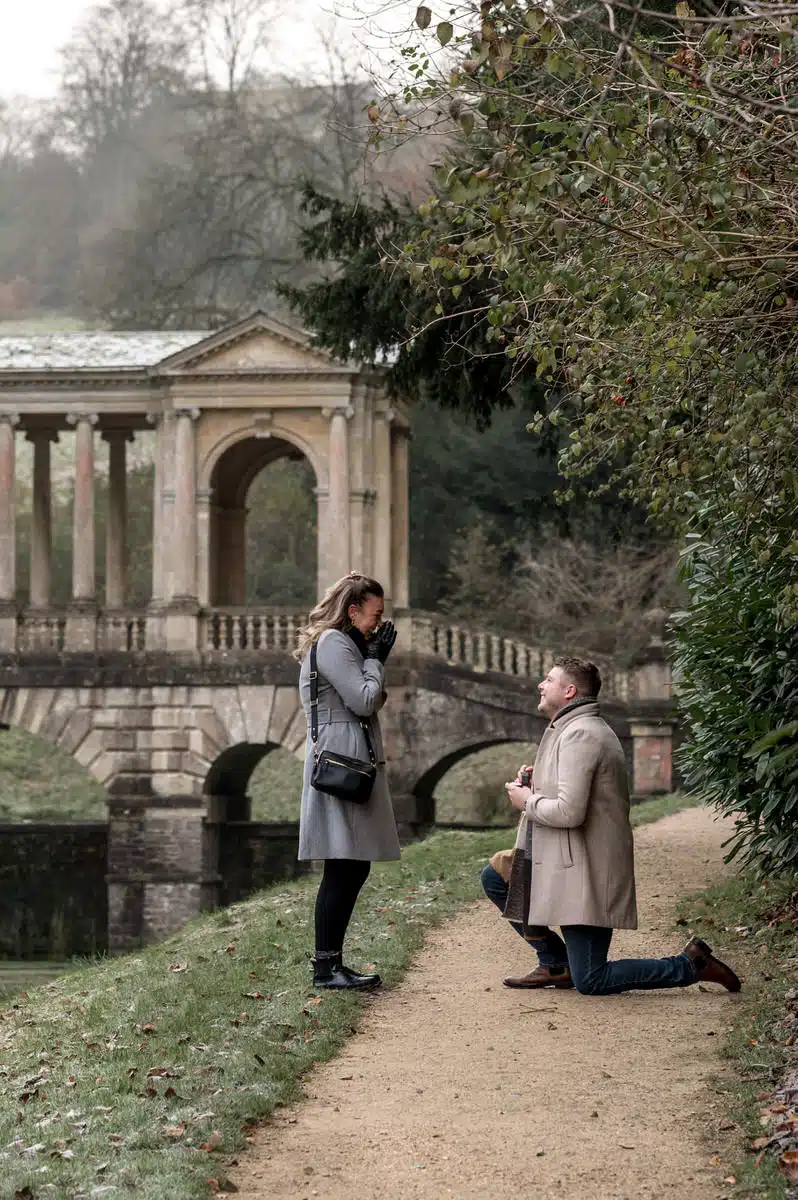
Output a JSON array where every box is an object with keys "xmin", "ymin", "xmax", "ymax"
[{"xmin": 232, "ymin": 806, "xmax": 742, "ymax": 1199}]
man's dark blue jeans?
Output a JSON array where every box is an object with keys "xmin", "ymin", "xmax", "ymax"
[{"xmin": 481, "ymin": 863, "xmax": 697, "ymax": 995}]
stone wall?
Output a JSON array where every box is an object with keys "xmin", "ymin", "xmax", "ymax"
[
  {"xmin": 0, "ymin": 818, "xmax": 306, "ymax": 959},
  {"xmin": 0, "ymin": 822, "xmax": 107, "ymax": 959},
  {"xmin": 218, "ymin": 821, "xmax": 310, "ymax": 906}
]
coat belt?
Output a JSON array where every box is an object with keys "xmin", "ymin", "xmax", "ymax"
[{"xmin": 308, "ymin": 706, "xmax": 363, "ymax": 725}]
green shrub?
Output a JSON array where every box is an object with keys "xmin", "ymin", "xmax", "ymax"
[{"xmin": 673, "ymin": 521, "xmax": 798, "ymax": 872}]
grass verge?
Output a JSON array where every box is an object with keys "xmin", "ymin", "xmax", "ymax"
[
  {"xmin": 676, "ymin": 871, "xmax": 798, "ymax": 1199},
  {"xmin": 0, "ymin": 795, "xmax": 696, "ymax": 1198}
]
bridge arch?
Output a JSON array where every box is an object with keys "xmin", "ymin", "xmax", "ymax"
[{"xmin": 0, "ymin": 687, "xmax": 117, "ymax": 790}]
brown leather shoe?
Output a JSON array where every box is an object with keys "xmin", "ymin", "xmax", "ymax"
[
  {"xmin": 503, "ymin": 965, "xmax": 574, "ymax": 989},
  {"xmin": 683, "ymin": 936, "xmax": 741, "ymax": 992}
]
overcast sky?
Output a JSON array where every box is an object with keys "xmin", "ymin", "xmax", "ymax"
[
  {"xmin": 1, "ymin": 0, "xmax": 92, "ymax": 98},
  {"xmin": 0, "ymin": 0, "xmax": 411, "ymax": 102}
]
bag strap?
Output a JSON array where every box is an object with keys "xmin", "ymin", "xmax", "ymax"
[{"xmin": 309, "ymin": 640, "xmax": 377, "ymax": 766}]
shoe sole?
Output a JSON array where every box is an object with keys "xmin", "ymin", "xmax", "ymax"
[
  {"xmin": 313, "ymin": 980, "xmax": 382, "ymax": 990},
  {"xmin": 503, "ymin": 979, "xmax": 574, "ymax": 989}
]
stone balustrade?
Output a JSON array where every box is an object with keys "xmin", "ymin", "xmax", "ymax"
[
  {"xmin": 96, "ymin": 613, "xmax": 147, "ymax": 653},
  {"xmin": 399, "ymin": 611, "xmax": 651, "ymax": 703},
  {"xmin": 1, "ymin": 605, "xmax": 670, "ymax": 703},
  {"xmin": 201, "ymin": 608, "xmax": 309, "ymax": 653},
  {"xmin": 1, "ymin": 605, "xmax": 670, "ymax": 707}
]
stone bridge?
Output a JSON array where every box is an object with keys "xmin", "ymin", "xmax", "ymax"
[{"xmin": 0, "ymin": 609, "xmax": 674, "ymax": 951}]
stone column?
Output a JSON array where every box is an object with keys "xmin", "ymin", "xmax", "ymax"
[
  {"xmin": 66, "ymin": 414, "xmax": 98, "ymax": 650},
  {"xmin": 146, "ymin": 414, "xmax": 170, "ymax": 649},
  {"xmin": 391, "ymin": 425, "xmax": 410, "ymax": 610},
  {"xmin": 71, "ymin": 414, "xmax": 98, "ymax": 602},
  {"xmin": 324, "ymin": 406, "xmax": 352, "ymax": 588},
  {"xmin": 103, "ymin": 430, "xmax": 133, "ymax": 609},
  {"xmin": 196, "ymin": 487, "xmax": 213, "ymax": 608},
  {"xmin": 28, "ymin": 430, "xmax": 57, "ymax": 609},
  {"xmin": 373, "ymin": 409, "xmax": 393, "ymax": 605},
  {"xmin": 0, "ymin": 414, "xmax": 19, "ymax": 651},
  {"xmin": 314, "ymin": 485, "xmax": 329, "ymax": 601},
  {"xmin": 349, "ymin": 379, "xmax": 368, "ymax": 572},
  {"xmin": 165, "ymin": 407, "xmax": 199, "ymax": 651}
]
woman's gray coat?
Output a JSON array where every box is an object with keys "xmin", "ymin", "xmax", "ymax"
[{"xmin": 297, "ymin": 629, "xmax": 401, "ymax": 862}]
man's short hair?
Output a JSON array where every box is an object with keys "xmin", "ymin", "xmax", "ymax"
[{"xmin": 554, "ymin": 656, "xmax": 602, "ymax": 698}]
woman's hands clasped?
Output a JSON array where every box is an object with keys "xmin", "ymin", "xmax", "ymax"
[{"xmin": 366, "ymin": 620, "xmax": 397, "ymax": 664}]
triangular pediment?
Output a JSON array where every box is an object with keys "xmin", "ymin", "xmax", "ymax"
[{"xmin": 154, "ymin": 312, "xmax": 352, "ymax": 375}]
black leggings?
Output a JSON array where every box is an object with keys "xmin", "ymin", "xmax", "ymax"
[{"xmin": 314, "ymin": 859, "xmax": 371, "ymax": 954}]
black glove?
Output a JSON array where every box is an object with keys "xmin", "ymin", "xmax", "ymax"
[{"xmin": 366, "ymin": 620, "xmax": 397, "ymax": 664}]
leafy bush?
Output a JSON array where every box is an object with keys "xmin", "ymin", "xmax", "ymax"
[{"xmin": 673, "ymin": 525, "xmax": 798, "ymax": 872}]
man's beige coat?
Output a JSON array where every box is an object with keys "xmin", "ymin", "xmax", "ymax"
[{"xmin": 511, "ymin": 701, "xmax": 638, "ymax": 929}]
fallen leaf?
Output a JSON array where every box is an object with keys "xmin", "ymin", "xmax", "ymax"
[
  {"xmin": 165, "ymin": 1124, "xmax": 186, "ymax": 1138},
  {"xmin": 168, "ymin": 963, "xmax": 187, "ymax": 973},
  {"xmin": 782, "ymin": 1149, "xmax": 798, "ymax": 1181},
  {"xmin": 751, "ymin": 1137, "xmax": 771, "ymax": 1149},
  {"xmin": 146, "ymin": 1068, "xmax": 180, "ymax": 1079}
]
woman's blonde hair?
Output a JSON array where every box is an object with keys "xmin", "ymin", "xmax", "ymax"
[{"xmin": 294, "ymin": 571, "xmax": 384, "ymax": 660}]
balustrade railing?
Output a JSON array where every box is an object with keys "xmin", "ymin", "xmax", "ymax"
[
  {"xmin": 3, "ymin": 605, "xmax": 648, "ymax": 703},
  {"xmin": 97, "ymin": 613, "xmax": 147, "ymax": 653},
  {"xmin": 403, "ymin": 611, "xmax": 635, "ymax": 700},
  {"xmin": 201, "ymin": 609, "xmax": 308, "ymax": 653},
  {"xmin": 15, "ymin": 612, "xmax": 66, "ymax": 654}
]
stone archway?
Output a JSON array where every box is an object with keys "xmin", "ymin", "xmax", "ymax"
[{"xmin": 206, "ymin": 433, "xmax": 316, "ymax": 607}]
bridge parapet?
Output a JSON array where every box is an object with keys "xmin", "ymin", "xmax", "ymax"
[
  {"xmin": 396, "ymin": 611, "xmax": 664, "ymax": 706},
  {"xmin": 201, "ymin": 608, "xmax": 309, "ymax": 654},
  {"xmin": 13, "ymin": 610, "xmax": 148, "ymax": 654},
  {"xmin": 4, "ymin": 604, "xmax": 670, "ymax": 708}
]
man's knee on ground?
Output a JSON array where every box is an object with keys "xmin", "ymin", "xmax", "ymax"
[{"xmin": 571, "ymin": 971, "xmax": 605, "ymax": 996}]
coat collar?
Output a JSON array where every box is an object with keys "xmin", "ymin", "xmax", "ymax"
[{"xmin": 549, "ymin": 698, "xmax": 600, "ymax": 730}]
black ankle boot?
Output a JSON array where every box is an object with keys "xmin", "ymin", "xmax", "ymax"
[{"xmin": 312, "ymin": 951, "xmax": 381, "ymax": 990}]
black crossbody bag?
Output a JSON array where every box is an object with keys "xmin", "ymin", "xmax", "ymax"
[{"xmin": 309, "ymin": 641, "xmax": 377, "ymax": 805}]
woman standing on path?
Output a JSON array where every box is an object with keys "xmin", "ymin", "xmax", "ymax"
[{"xmin": 295, "ymin": 572, "xmax": 400, "ymax": 990}]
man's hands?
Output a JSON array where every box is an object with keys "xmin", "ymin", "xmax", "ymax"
[
  {"xmin": 366, "ymin": 620, "xmax": 397, "ymax": 664},
  {"xmin": 505, "ymin": 782, "xmax": 531, "ymax": 812},
  {"xmin": 505, "ymin": 761, "xmax": 534, "ymax": 812}
]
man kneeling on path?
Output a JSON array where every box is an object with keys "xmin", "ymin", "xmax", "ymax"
[{"xmin": 481, "ymin": 656, "xmax": 741, "ymax": 995}]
